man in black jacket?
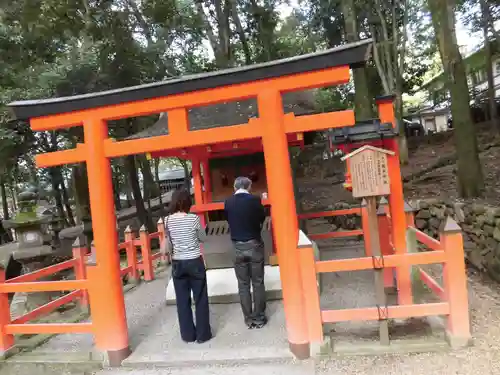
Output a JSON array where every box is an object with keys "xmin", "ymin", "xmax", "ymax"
[{"xmin": 224, "ymin": 176, "xmax": 267, "ymax": 329}]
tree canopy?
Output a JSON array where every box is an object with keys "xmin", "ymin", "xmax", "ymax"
[{"xmin": 0, "ymin": 0, "xmax": 491, "ymax": 225}]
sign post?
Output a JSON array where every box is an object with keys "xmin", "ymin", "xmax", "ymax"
[{"xmin": 341, "ymin": 145, "xmax": 395, "ymax": 345}]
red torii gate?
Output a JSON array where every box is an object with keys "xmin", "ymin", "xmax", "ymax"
[{"xmin": 6, "ymin": 39, "xmax": 417, "ymax": 364}]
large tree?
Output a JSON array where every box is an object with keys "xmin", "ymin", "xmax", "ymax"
[
  {"xmin": 341, "ymin": 0, "xmax": 375, "ymax": 120},
  {"xmin": 428, "ymin": 0, "xmax": 484, "ymax": 197},
  {"xmin": 460, "ymin": 0, "xmax": 499, "ymax": 130}
]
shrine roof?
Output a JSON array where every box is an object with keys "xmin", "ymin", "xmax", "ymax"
[
  {"xmin": 340, "ymin": 145, "xmax": 395, "ymax": 161},
  {"xmin": 8, "ymin": 39, "xmax": 372, "ymax": 120},
  {"xmin": 127, "ymin": 91, "xmax": 315, "ymax": 139}
]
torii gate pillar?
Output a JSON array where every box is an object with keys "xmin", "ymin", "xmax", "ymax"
[
  {"xmin": 376, "ymin": 96, "xmax": 413, "ymax": 305},
  {"xmin": 84, "ymin": 119, "xmax": 130, "ymax": 364},
  {"xmin": 258, "ymin": 91, "xmax": 309, "ymax": 358}
]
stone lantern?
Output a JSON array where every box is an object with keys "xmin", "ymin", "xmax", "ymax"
[
  {"xmin": 0, "ymin": 188, "xmax": 73, "ymax": 314},
  {"xmin": 2, "ymin": 190, "xmax": 54, "ymax": 270}
]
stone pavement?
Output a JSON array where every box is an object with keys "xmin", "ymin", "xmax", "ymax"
[
  {"xmin": 5, "ymin": 239, "xmax": 500, "ymax": 375},
  {"xmin": 17, "ymin": 266, "xmax": 293, "ymax": 366},
  {"xmin": 94, "ymin": 269, "xmax": 500, "ymax": 375}
]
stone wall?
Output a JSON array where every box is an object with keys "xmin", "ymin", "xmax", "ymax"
[
  {"xmin": 324, "ymin": 202, "xmax": 362, "ymax": 231},
  {"xmin": 410, "ymin": 199, "xmax": 500, "ymax": 282},
  {"xmin": 306, "ymin": 198, "xmax": 500, "ymax": 282}
]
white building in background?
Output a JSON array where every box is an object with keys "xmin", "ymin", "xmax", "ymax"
[{"xmin": 408, "ymin": 41, "xmax": 500, "ymax": 133}]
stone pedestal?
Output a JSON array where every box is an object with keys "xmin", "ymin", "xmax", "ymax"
[{"xmin": 165, "ymin": 265, "xmax": 283, "ymax": 305}]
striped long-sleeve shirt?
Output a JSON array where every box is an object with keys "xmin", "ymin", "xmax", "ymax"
[{"xmin": 165, "ymin": 213, "xmax": 206, "ymax": 260}]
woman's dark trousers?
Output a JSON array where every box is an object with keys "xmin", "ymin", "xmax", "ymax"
[{"xmin": 172, "ymin": 257, "xmax": 212, "ymax": 342}]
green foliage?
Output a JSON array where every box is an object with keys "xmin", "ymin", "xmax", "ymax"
[{"xmin": 0, "ymin": 0, "xmax": 459, "ymax": 207}]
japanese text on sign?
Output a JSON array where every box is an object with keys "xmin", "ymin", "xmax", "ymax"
[{"xmin": 349, "ymin": 149, "xmax": 391, "ymax": 198}]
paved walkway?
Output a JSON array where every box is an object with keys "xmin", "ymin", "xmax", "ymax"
[
  {"xmin": 95, "ymin": 268, "xmax": 500, "ymax": 375},
  {"xmin": 7, "ymin": 239, "xmax": 500, "ymax": 374},
  {"xmin": 31, "ymin": 267, "xmax": 292, "ymax": 365}
]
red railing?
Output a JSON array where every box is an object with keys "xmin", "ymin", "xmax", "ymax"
[
  {"xmin": 0, "ymin": 219, "xmax": 168, "ymax": 355},
  {"xmin": 297, "ymin": 207, "xmax": 364, "ymax": 241},
  {"xmin": 407, "ymin": 226, "xmax": 447, "ymax": 300},
  {"xmin": 118, "ymin": 220, "xmax": 168, "ymax": 282},
  {"xmin": 0, "ymin": 246, "xmax": 91, "ymax": 351},
  {"xmin": 298, "ymin": 208, "xmax": 470, "ymax": 346}
]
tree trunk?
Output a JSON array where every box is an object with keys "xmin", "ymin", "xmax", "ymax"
[
  {"xmin": 125, "ymin": 155, "xmax": 154, "ymax": 232},
  {"xmin": 230, "ymin": 0, "xmax": 252, "ymax": 64},
  {"xmin": 26, "ymin": 156, "xmax": 39, "ymax": 187},
  {"xmin": 9, "ymin": 183, "xmax": 17, "ymax": 213},
  {"xmin": 141, "ymin": 164, "xmax": 153, "ymax": 222},
  {"xmin": 11, "ymin": 168, "xmax": 19, "ymax": 212},
  {"xmin": 154, "ymin": 158, "xmax": 164, "ymax": 208},
  {"xmin": 395, "ymin": 73, "xmax": 410, "ymax": 164},
  {"xmin": 369, "ymin": 0, "xmax": 410, "ymax": 164},
  {"xmin": 428, "ymin": 0, "xmax": 484, "ymax": 197},
  {"xmin": 485, "ymin": 2, "xmax": 500, "ymax": 44},
  {"xmin": 481, "ymin": 0, "xmax": 499, "ymax": 130},
  {"xmin": 177, "ymin": 158, "xmax": 191, "ymax": 189},
  {"xmin": 395, "ymin": 0, "xmax": 410, "ymax": 164},
  {"xmin": 250, "ymin": 0, "xmax": 275, "ymax": 61},
  {"xmin": 0, "ymin": 219, "xmax": 12, "ymax": 243},
  {"xmin": 112, "ymin": 170, "xmax": 122, "ymax": 211},
  {"xmin": 138, "ymin": 155, "xmax": 159, "ymax": 199},
  {"xmin": 0, "ymin": 178, "xmax": 9, "ymax": 220},
  {"xmin": 320, "ymin": 0, "xmax": 343, "ymax": 48},
  {"xmin": 215, "ymin": 0, "xmax": 233, "ymax": 66},
  {"xmin": 341, "ymin": 0, "xmax": 374, "ymax": 120},
  {"xmin": 195, "ymin": 0, "xmax": 221, "ymax": 63},
  {"xmin": 49, "ymin": 168, "xmax": 69, "ymax": 226},
  {"xmin": 72, "ymin": 164, "xmax": 91, "ymax": 223},
  {"xmin": 195, "ymin": 0, "xmax": 232, "ymax": 68},
  {"xmin": 59, "ymin": 171, "xmax": 76, "ymax": 226},
  {"xmin": 126, "ymin": 187, "xmax": 133, "ymax": 208}
]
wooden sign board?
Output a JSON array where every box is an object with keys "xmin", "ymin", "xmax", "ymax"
[{"xmin": 341, "ymin": 145, "xmax": 395, "ymax": 198}]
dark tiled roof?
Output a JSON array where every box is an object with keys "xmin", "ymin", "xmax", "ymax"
[
  {"xmin": 127, "ymin": 91, "xmax": 317, "ymax": 140},
  {"xmin": 8, "ymin": 39, "xmax": 371, "ymax": 120}
]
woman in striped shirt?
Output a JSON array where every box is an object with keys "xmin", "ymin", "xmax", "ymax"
[{"xmin": 165, "ymin": 189, "xmax": 212, "ymax": 343}]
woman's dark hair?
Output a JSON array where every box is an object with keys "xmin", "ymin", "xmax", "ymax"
[{"xmin": 168, "ymin": 188, "xmax": 192, "ymax": 214}]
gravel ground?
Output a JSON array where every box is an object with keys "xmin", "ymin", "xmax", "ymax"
[
  {"xmin": 315, "ymin": 270, "xmax": 500, "ymax": 375},
  {"xmin": 94, "ymin": 269, "xmax": 500, "ymax": 375}
]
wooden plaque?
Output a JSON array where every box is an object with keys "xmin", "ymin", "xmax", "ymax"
[{"xmin": 344, "ymin": 147, "xmax": 392, "ymax": 198}]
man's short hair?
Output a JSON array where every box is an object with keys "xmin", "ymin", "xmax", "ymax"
[{"xmin": 234, "ymin": 176, "xmax": 252, "ymax": 191}]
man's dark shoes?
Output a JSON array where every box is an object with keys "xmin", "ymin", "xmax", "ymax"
[{"xmin": 253, "ymin": 317, "xmax": 268, "ymax": 329}]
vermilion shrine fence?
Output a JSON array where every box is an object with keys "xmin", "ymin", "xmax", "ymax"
[
  {"xmin": 5, "ymin": 39, "xmax": 471, "ymax": 364},
  {"xmin": 0, "ymin": 220, "xmax": 168, "ymax": 354},
  {"xmin": 298, "ymin": 205, "xmax": 470, "ymax": 348},
  {"xmin": 0, "ymin": 206, "xmax": 471, "ymax": 359}
]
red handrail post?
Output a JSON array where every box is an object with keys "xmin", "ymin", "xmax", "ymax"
[
  {"xmin": 377, "ymin": 205, "xmax": 395, "ymax": 290},
  {"xmin": 440, "ymin": 217, "xmax": 471, "ymax": 348},
  {"xmin": 361, "ymin": 200, "xmax": 372, "ymax": 257},
  {"xmin": 124, "ymin": 226, "xmax": 139, "ymax": 284},
  {"xmin": 404, "ymin": 201, "xmax": 415, "ymax": 228},
  {"xmin": 157, "ymin": 218, "xmax": 168, "ymax": 264},
  {"xmin": 0, "ymin": 268, "xmax": 14, "ymax": 357},
  {"xmin": 139, "ymin": 225, "xmax": 154, "ymax": 282},
  {"xmin": 298, "ymin": 242, "xmax": 323, "ymax": 345},
  {"xmin": 72, "ymin": 237, "xmax": 89, "ymax": 309}
]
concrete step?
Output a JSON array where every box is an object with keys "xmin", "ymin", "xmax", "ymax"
[
  {"xmin": 165, "ymin": 266, "xmax": 283, "ymax": 305},
  {"xmin": 0, "ymin": 359, "xmax": 101, "ymax": 375},
  {"xmin": 96, "ymin": 361, "xmax": 315, "ymax": 375}
]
